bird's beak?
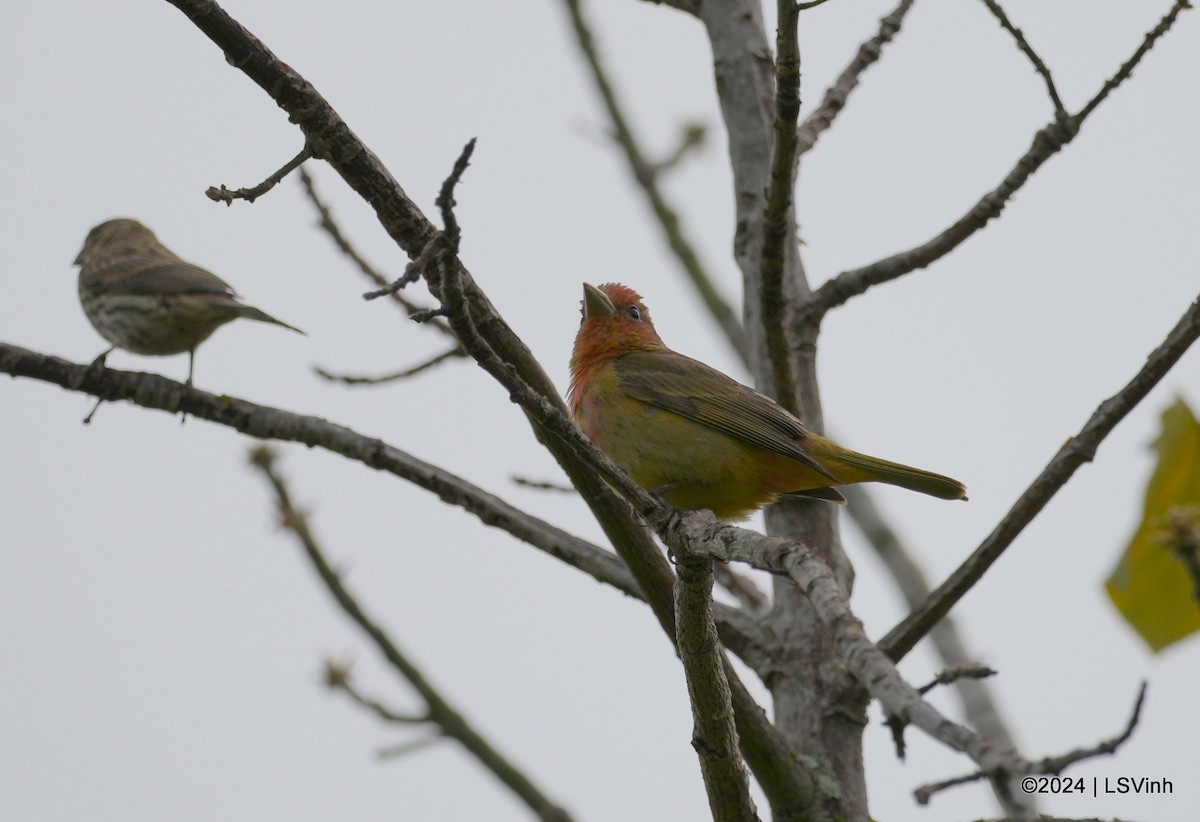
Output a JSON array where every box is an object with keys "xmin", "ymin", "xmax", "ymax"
[
  {"xmin": 582, "ymin": 283, "xmax": 615, "ymax": 320},
  {"xmin": 73, "ymin": 249, "xmax": 84, "ymax": 266}
]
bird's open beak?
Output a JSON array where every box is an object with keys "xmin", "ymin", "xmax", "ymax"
[{"xmin": 582, "ymin": 283, "xmax": 615, "ymax": 320}]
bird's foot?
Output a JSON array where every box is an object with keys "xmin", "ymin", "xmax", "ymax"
[{"xmin": 77, "ymin": 347, "xmax": 114, "ymax": 423}]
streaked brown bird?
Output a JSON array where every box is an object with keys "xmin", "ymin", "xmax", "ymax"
[{"xmin": 75, "ymin": 218, "xmax": 303, "ymax": 386}]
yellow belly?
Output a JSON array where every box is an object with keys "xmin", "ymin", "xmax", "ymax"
[{"xmin": 574, "ymin": 375, "xmax": 830, "ymax": 520}]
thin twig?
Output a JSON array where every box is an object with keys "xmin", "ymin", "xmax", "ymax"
[
  {"xmin": 377, "ymin": 736, "xmax": 447, "ymax": 761},
  {"xmin": 880, "ymin": 293, "xmax": 1200, "ymax": 663},
  {"xmin": 886, "ymin": 667, "xmax": 997, "ymax": 763},
  {"xmin": 362, "ymin": 236, "xmax": 446, "ymax": 303},
  {"xmin": 914, "ymin": 682, "xmax": 1148, "ymax": 805},
  {"xmin": 1030, "ymin": 682, "xmax": 1148, "ymax": 774},
  {"xmin": 917, "ymin": 664, "xmax": 997, "ymax": 696},
  {"xmin": 1078, "ymin": 1, "xmax": 1193, "ymax": 122},
  {"xmin": 561, "ymin": 0, "xmax": 747, "ymax": 364},
  {"xmin": 803, "ymin": 119, "xmax": 1079, "ymax": 323},
  {"xmin": 314, "ymin": 345, "xmax": 465, "ymax": 386},
  {"xmin": 978, "ymin": 0, "xmax": 1067, "ymax": 118},
  {"xmin": 650, "ymin": 122, "xmax": 707, "ymax": 174},
  {"xmin": 511, "ymin": 476, "xmax": 577, "ymax": 494},
  {"xmin": 206, "ymin": 145, "xmax": 311, "ymax": 205},
  {"xmin": 803, "ymin": 0, "xmax": 1191, "ymax": 322},
  {"xmin": 760, "ymin": 0, "xmax": 801, "ymax": 408},
  {"xmin": 298, "ymin": 167, "xmax": 451, "ymax": 333},
  {"xmin": 796, "ymin": 0, "xmax": 915, "ymax": 156},
  {"xmin": 250, "ymin": 447, "xmax": 576, "ymax": 822},
  {"xmin": 408, "ymin": 306, "xmax": 448, "ymax": 323},
  {"xmin": 326, "ymin": 665, "xmax": 430, "ymax": 724}
]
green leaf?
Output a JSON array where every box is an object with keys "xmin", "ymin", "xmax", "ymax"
[{"xmin": 1106, "ymin": 397, "xmax": 1200, "ymax": 652}]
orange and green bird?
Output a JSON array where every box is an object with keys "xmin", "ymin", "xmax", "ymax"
[{"xmin": 568, "ymin": 283, "xmax": 967, "ymax": 520}]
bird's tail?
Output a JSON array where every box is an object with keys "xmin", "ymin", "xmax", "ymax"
[
  {"xmin": 234, "ymin": 304, "xmax": 305, "ymax": 335},
  {"xmin": 829, "ymin": 448, "xmax": 967, "ymax": 501}
]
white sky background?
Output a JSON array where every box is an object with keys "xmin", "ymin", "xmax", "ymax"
[{"xmin": 2, "ymin": 1, "xmax": 1197, "ymax": 820}]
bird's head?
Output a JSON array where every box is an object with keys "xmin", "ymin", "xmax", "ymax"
[
  {"xmin": 74, "ymin": 218, "xmax": 157, "ymax": 266},
  {"xmin": 576, "ymin": 278, "xmax": 662, "ymax": 340},
  {"xmin": 574, "ymin": 282, "xmax": 664, "ymax": 358},
  {"xmin": 568, "ymin": 283, "xmax": 666, "ymax": 406}
]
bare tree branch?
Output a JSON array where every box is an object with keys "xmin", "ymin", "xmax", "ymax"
[
  {"xmin": 561, "ymin": 0, "xmax": 747, "ymax": 363},
  {"xmin": 314, "ymin": 344, "xmax": 465, "ymax": 386},
  {"xmin": 914, "ymin": 682, "xmax": 1148, "ymax": 805},
  {"xmin": 978, "ymin": 0, "xmax": 1067, "ymax": 118},
  {"xmin": 298, "ymin": 167, "xmax": 451, "ymax": 332},
  {"xmin": 250, "ymin": 447, "xmax": 576, "ymax": 822},
  {"xmin": 417, "ymin": 129, "xmax": 834, "ymax": 816},
  {"xmin": 842, "ymin": 484, "xmax": 1036, "ymax": 816},
  {"xmin": 1078, "ymin": 1, "xmax": 1193, "ymax": 122},
  {"xmin": 760, "ymin": 0, "xmax": 802, "ymax": 412},
  {"xmin": 880, "ymin": 292, "xmax": 1200, "ymax": 662},
  {"xmin": 155, "ymin": 9, "xmax": 696, "ymax": 757},
  {"xmin": 796, "ymin": 0, "xmax": 915, "ymax": 156},
  {"xmin": 916, "ymin": 664, "xmax": 997, "ymax": 696},
  {"xmin": 694, "ymin": 2, "xmax": 866, "ymax": 811},
  {"xmin": 511, "ymin": 475, "xmax": 577, "ymax": 494},
  {"xmin": 665, "ymin": 512, "xmax": 1025, "ymax": 780},
  {"xmin": 323, "ymin": 661, "xmax": 430, "ymax": 724},
  {"xmin": 411, "ymin": 178, "xmax": 1046, "ymax": 796},
  {"xmin": 64, "ymin": 13, "xmax": 803, "ymax": 805},
  {"xmin": 665, "ymin": 512, "xmax": 1152, "ymax": 813},
  {"xmin": 1028, "ymin": 682, "xmax": 1148, "ymax": 775},
  {"xmin": 4, "ymin": 338, "xmax": 769, "ymax": 665},
  {"xmin": 421, "ymin": 150, "xmax": 829, "ymax": 816},
  {"xmin": 0, "ymin": 341, "xmax": 639, "ymax": 599},
  {"xmin": 802, "ymin": 0, "xmax": 1192, "ymax": 323},
  {"xmin": 883, "ymin": 665, "xmax": 997, "ymax": 763},
  {"xmin": 376, "ymin": 736, "xmax": 447, "ymax": 761},
  {"xmin": 206, "ymin": 145, "xmax": 311, "ymax": 205},
  {"xmin": 651, "ymin": 121, "xmax": 708, "ymax": 174},
  {"xmin": 674, "ymin": 554, "xmax": 760, "ymax": 821}
]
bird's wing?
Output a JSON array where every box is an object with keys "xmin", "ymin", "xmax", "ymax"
[
  {"xmin": 614, "ymin": 351, "xmax": 837, "ymax": 481},
  {"xmin": 89, "ymin": 257, "xmax": 237, "ymax": 296}
]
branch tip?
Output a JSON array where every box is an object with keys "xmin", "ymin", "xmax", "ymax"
[{"xmin": 206, "ymin": 145, "xmax": 311, "ymax": 205}]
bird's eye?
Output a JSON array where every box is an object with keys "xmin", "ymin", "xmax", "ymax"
[{"xmin": 628, "ymin": 306, "xmax": 641, "ymax": 321}]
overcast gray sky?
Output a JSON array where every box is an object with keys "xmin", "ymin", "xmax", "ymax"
[{"xmin": 3, "ymin": 1, "xmax": 1198, "ymax": 820}]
